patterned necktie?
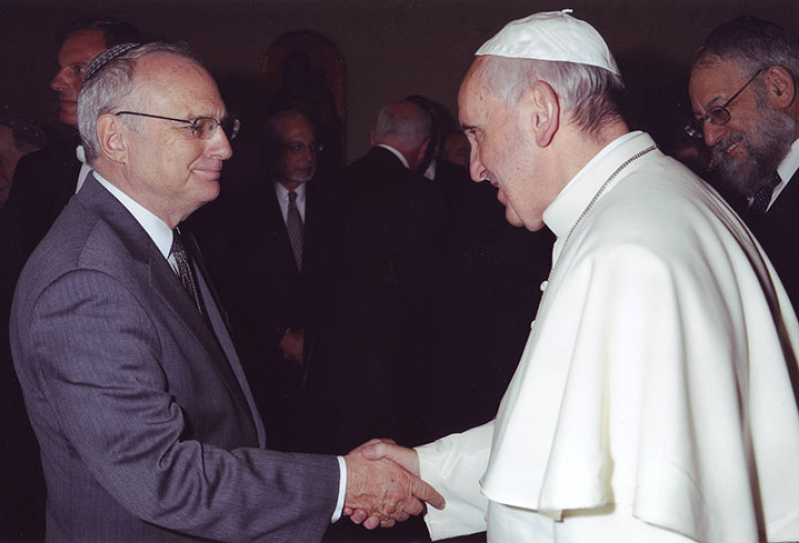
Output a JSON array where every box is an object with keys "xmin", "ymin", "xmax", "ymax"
[
  {"xmin": 170, "ymin": 229, "xmax": 203, "ymax": 315},
  {"xmin": 750, "ymin": 173, "xmax": 781, "ymax": 216},
  {"xmin": 286, "ymin": 190, "xmax": 304, "ymax": 271}
]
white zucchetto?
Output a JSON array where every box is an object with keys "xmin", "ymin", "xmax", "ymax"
[{"xmin": 475, "ymin": 9, "xmax": 620, "ymax": 76}]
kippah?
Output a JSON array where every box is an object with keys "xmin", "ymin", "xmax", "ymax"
[
  {"xmin": 82, "ymin": 42, "xmax": 141, "ymax": 83},
  {"xmin": 475, "ymin": 9, "xmax": 620, "ymax": 76}
]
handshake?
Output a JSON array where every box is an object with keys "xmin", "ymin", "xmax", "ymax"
[{"xmin": 342, "ymin": 439, "xmax": 445, "ymax": 530}]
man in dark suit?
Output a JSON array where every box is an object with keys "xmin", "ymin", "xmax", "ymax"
[
  {"xmin": 689, "ymin": 16, "xmax": 799, "ymax": 313},
  {"xmin": 304, "ymin": 99, "xmax": 445, "ymax": 542},
  {"xmin": 306, "ymin": 101, "xmax": 444, "ymax": 456},
  {"xmin": 2, "ymin": 18, "xmax": 142, "ymax": 274},
  {"xmin": 209, "ymin": 110, "xmax": 330, "ymax": 452},
  {"xmin": 9, "ymin": 42, "xmax": 443, "ymax": 541},
  {"xmin": 401, "ymin": 96, "xmax": 555, "ymax": 443}
]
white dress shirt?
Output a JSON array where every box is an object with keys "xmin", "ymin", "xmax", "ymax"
[
  {"xmin": 769, "ymin": 137, "xmax": 799, "ymax": 208},
  {"xmin": 376, "ymin": 143, "xmax": 410, "ymax": 169}
]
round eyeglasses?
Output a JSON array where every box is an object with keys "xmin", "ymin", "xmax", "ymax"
[
  {"xmin": 687, "ymin": 69, "xmax": 763, "ymax": 139},
  {"xmin": 282, "ymin": 141, "xmax": 324, "ymax": 155},
  {"xmin": 116, "ymin": 111, "xmax": 241, "ymax": 141}
]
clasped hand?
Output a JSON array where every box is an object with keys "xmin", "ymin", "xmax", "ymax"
[{"xmin": 343, "ymin": 439, "xmax": 445, "ymax": 530}]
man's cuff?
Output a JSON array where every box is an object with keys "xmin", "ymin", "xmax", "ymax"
[{"xmin": 332, "ymin": 455, "xmax": 347, "ymax": 522}]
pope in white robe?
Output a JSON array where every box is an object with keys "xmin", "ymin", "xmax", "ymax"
[
  {"xmin": 416, "ymin": 130, "xmax": 799, "ymax": 543},
  {"xmin": 355, "ymin": 11, "xmax": 799, "ymax": 543}
]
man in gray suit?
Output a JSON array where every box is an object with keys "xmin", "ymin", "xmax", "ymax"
[{"xmin": 9, "ymin": 42, "xmax": 443, "ymax": 542}]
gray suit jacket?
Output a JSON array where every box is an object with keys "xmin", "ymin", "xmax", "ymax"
[{"xmin": 9, "ymin": 176, "xmax": 339, "ymax": 542}]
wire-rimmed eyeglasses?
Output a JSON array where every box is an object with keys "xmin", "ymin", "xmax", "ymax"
[
  {"xmin": 282, "ymin": 141, "xmax": 324, "ymax": 155},
  {"xmin": 115, "ymin": 111, "xmax": 241, "ymax": 141},
  {"xmin": 687, "ymin": 69, "xmax": 763, "ymax": 140}
]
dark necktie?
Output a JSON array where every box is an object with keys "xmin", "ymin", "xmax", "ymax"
[
  {"xmin": 287, "ymin": 190, "xmax": 304, "ymax": 271},
  {"xmin": 170, "ymin": 229, "xmax": 204, "ymax": 315},
  {"xmin": 749, "ymin": 173, "xmax": 781, "ymax": 216}
]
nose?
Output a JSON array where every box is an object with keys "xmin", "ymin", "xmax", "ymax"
[
  {"xmin": 702, "ymin": 120, "xmax": 728, "ymax": 148},
  {"xmin": 468, "ymin": 145, "xmax": 487, "ymax": 183},
  {"xmin": 210, "ymin": 129, "xmax": 233, "ymax": 161},
  {"xmin": 50, "ymin": 68, "xmax": 69, "ymax": 92}
]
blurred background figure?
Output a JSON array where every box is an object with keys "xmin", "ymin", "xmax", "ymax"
[
  {"xmin": 441, "ymin": 129, "xmax": 470, "ymax": 168},
  {"xmin": 3, "ymin": 17, "xmax": 143, "ymax": 277},
  {"xmin": 307, "ymin": 99, "xmax": 441, "ymax": 454},
  {"xmin": 195, "ymin": 110, "xmax": 333, "ymax": 453},
  {"xmin": 0, "ymin": 113, "xmax": 46, "ymax": 209}
]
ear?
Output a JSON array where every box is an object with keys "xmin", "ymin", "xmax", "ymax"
[
  {"xmin": 96, "ymin": 113, "xmax": 129, "ymax": 164},
  {"xmin": 414, "ymin": 138, "xmax": 431, "ymax": 168},
  {"xmin": 764, "ymin": 65, "xmax": 796, "ymax": 110},
  {"xmin": 527, "ymin": 81, "xmax": 560, "ymax": 148},
  {"xmin": 369, "ymin": 129, "xmax": 376, "ymax": 147}
]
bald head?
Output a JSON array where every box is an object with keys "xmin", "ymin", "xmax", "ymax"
[{"xmin": 371, "ymin": 100, "xmax": 431, "ymax": 169}]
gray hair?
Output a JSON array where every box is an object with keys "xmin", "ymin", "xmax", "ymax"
[
  {"xmin": 693, "ymin": 16, "xmax": 799, "ymax": 103},
  {"xmin": 263, "ymin": 109, "xmax": 314, "ymax": 141},
  {"xmin": 476, "ymin": 56, "xmax": 625, "ymax": 136},
  {"xmin": 373, "ymin": 101, "xmax": 431, "ymax": 150},
  {"xmin": 77, "ymin": 42, "xmax": 198, "ymax": 164}
]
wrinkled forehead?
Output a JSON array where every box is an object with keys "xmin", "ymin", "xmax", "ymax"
[
  {"xmin": 458, "ymin": 59, "xmax": 500, "ymax": 118},
  {"xmin": 59, "ymin": 29, "xmax": 107, "ymax": 58},
  {"xmin": 690, "ymin": 55, "xmax": 743, "ymax": 84},
  {"xmin": 459, "ymin": 57, "xmax": 490, "ymax": 93},
  {"xmin": 134, "ymin": 53, "xmax": 209, "ymax": 90},
  {"xmin": 132, "ymin": 53, "xmax": 222, "ymax": 109},
  {"xmin": 688, "ymin": 56, "xmax": 745, "ymax": 102},
  {"xmin": 279, "ymin": 116, "xmax": 315, "ymax": 140}
]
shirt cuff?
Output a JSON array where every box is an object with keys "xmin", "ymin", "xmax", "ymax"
[{"xmin": 332, "ymin": 455, "xmax": 347, "ymax": 522}]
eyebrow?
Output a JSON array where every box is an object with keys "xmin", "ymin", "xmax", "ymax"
[
  {"xmin": 703, "ymin": 94, "xmax": 725, "ymax": 110},
  {"xmin": 691, "ymin": 93, "xmax": 723, "ymax": 117}
]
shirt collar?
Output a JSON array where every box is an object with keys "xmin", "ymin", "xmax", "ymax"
[
  {"xmin": 274, "ymin": 181, "xmax": 307, "ymax": 202},
  {"xmin": 543, "ymin": 130, "xmax": 651, "ymax": 241},
  {"xmin": 376, "ymin": 144, "xmax": 410, "ymax": 169},
  {"xmin": 93, "ymin": 172, "xmax": 174, "ymax": 260},
  {"xmin": 423, "ymin": 158, "xmax": 437, "ymax": 180},
  {"xmin": 777, "ymin": 138, "xmax": 799, "ymax": 187}
]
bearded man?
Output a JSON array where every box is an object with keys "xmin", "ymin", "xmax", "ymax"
[{"xmin": 689, "ymin": 15, "xmax": 799, "ymax": 311}]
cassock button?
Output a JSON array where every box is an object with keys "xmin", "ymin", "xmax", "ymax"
[{"xmin": 540, "ymin": 280, "xmax": 549, "ymax": 292}]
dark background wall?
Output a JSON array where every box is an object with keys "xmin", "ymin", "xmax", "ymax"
[{"xmin": 1, "ymin": 0, "xmax": 797, "ymax": 164}]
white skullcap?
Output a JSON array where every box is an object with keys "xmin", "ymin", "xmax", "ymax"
[{"xmin": 475, "ymin": 9, "xmax": 620, "ymax": 76}]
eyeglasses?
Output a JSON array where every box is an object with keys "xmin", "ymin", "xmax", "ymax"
[
  {"xmin": 282, "ymin": 141, "xmax": 323, "ymax": 155},
  {"xmin": 689, "ymin": 68, "xmax": 763, "ymax": 139},
  {"xmin": 115, "ymin": 111, "xmax": 241, "ymax": 141}
]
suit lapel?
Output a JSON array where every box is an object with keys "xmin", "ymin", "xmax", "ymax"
[
  {"xmin": 150, "ymin": 239, "xmax": 263, "ymax": 445},
  {"xmin": 767, "ymin": 169, "xmax": 799, "ymax": 227},
  {"xmin": 186, "ymin": 233, "xmax": 266, "ymax": 446},
  {"xmin": 80, "ymin": 177, "xmax": 263, "ymax": 446}
]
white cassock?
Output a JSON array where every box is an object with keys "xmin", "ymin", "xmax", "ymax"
[{"xmin": 417, "ymin": 132, "xmax": 799, "ymax": 543}]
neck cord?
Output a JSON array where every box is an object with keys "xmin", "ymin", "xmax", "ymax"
[{"xmin": 535, "ymin": 144, "xmax": 657, "ymax": 318}]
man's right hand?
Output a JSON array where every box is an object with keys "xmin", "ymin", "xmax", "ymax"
[{"xmin": 343, "ymin": 439, "xmax": 444, "ymax": 530}]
